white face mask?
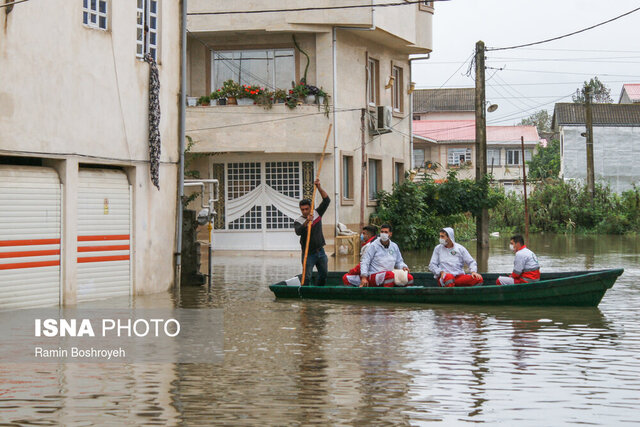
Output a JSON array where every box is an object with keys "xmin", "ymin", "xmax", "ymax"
[
  {"xmin": 439, "ymin": 238, "xmax": 447, "ymax": 245},
  {"xmin": 509, "ymin": 244, "xmax": 515, "ymax": 251},
  {"xmin": 379, "ymin": 233, "xmax": 390, "ymax": 242}
]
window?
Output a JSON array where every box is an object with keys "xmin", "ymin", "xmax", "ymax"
[
  {"xmin": 506, "ymin": 149, "xmax": 531, "ymax": 166},
  {"xmin": 341, "ymin": 155, "xmax": 354, "ymax": 201},
  {"xmin": 367, "ymin": 57, "xmax": 379, "ymax": 106},
  {"xmin": 487, "ymin": 149, "xmax": 501, "ymax": 166},
  {"xmin": 83, "ymin": 0, "xmax": 108, "ymax": 30},
  {"xmin": 447, "ymin": 148, "xmax": 472, "ymax": 166},
  {"xmin": 136, "ymin": 0, "xmax": 159, "ymax": 61},
  {"xmin": 368, "ymin": 158, "xmax": 381, "ymax": 201},
  {"xmin": 394, "ymin": 161, "xmax": 405, "ymax": 185},
  {"xmin": 212, "ymin": 49, "xmax": 295, "ymax": 90},
  {"xmin": 413, "ymin": 148, "xmax": 425, "ymax": 168},
  {"xmin": 392, "ymin": 65, "xmax": 403, "ymax": 113}
]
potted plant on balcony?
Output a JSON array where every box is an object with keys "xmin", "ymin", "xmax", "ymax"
[
  {"xmin": 209, "ymin": 90, "xmax": 221, "ymax": 106},
  {"xmin": 273, "ymin": 89, "xmax": 287, "ymax": 104},
  {"xmin": 221, "ymin": 79, "xmax": 240, "ymax": 105},
  {"xmin": 290, "ymin": 81, "xmax": 309, "ymax": 105},
  {"xmin": 197, "ymin": 95, "xmax": 211, "ymax": 106},
  {"xmin": 255, "ymin": 89, "xmax": 276, "ymax": 110}
]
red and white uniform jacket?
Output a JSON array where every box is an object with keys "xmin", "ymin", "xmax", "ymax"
[{"xmin": 511, "ymin": 246, "xmax": 540, "ymax": 282}]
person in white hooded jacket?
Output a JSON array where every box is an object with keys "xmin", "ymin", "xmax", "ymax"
[{"xmin": 428, "ymin": 227, "xmax": 484, "ymax": 287}]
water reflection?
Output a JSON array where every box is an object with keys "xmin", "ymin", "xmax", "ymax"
[{"xmin": 1, "ymin": 234, "xmax": 639, "ymax": 425}]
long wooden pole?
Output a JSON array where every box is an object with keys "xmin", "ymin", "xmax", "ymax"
[
  {"xmin": 520, "ymin": 136, "xmax": 530, "ymax": 244},
  {"xmin": 301, "ymin": 124, "xmax": 333, "ymax": 286},
  {"xmin": 475, "ymin": 40, "xmax": 489, "ymax": 252},
  {"xmin": 360, "ymin": 108, "xmax": 366, "ymax": 233},
  {"xmin": 585, "ymin": 86, "xmax": 595, "ymax": 201}
]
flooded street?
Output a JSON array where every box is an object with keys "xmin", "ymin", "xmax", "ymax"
[{"xmin": 1, "ymin": 234, "xmax": 639, "ymax": 425}]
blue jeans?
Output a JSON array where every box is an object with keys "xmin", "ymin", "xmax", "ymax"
[{"xmin": 301, "ymin": 247, "xmax": 328, "ymax": 286}]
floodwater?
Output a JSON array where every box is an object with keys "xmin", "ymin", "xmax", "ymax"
[{"xmin": 1, "ymin": 234, "xmax": 639, "ymax": 425}]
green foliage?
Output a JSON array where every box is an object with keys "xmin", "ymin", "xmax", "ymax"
[
  {"xmin": 490, "ymin": 180, "xmax": 640, "ymax": 235},
  {"xmin": 528, "ymin": 139, "xmax": 561, "ymax": 179},
  {"xmin": 572, "ymin": 76, "xmax": 613, "ymax": 104},
  {"xmin": 182, "ymin": 136, "xmax": 202, "ymax": 207},
  {"xmin": 519, "ymin": 109, "xmax": 552, "ymax": 134},
  {"xmin": 372, "ymin": 172, "xmax": 502, "ymax": 249}
]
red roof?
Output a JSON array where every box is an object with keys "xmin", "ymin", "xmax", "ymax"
[
  {"xmin": 413, "ymin": 120, "xmax": 540, "ymax": 144},
  {"xmin": 622, "ymin": 84, "xmax": 640, "ymax": 102}
]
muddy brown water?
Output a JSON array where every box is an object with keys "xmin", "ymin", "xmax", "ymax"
[{"xmin": 1, "ymin": 234, "xmax": 639, "ymax": 425}]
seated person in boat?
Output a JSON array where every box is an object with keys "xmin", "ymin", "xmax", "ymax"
[
  {"xmin": 360, "ymin": 224, "xmax": 413, "ymax": 287},
  {"xmin": 429, "ymin": 227, "xmax": 483, "ymax": 287},
  {"xmin": 342, "ymin": 225, "xmax": 378, "ymax": 286},
  {"xmin": 496, "ymin": 234, "xmax": 540, "ymax": 285}
]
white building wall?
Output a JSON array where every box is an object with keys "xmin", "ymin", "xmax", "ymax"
[
  {"xmin": 0, "ymin": 0, "xmax": 181, "ymax": 303},
  {"xmin": 562, "ymin": 126, "xmax": 640, "ymax": 193}
]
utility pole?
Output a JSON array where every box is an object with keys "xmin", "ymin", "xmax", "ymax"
[
  {"xmin": 360, "ymin": 108, "xmax": 366, "ymax": 233},
  {"xmin": 520, "ymin": 136, "xmax": 530, "ymax": 244},
  {"xmin": 584, "ymin": 85, "xmax": 595, "ymax": 200},
  {"xmin": 475, "ymin": 40, "xmax": 489, "ymax": 251}
]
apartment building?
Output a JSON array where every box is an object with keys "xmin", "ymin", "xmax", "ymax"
[{"xmin": 185, "ymin": 0, "xmax": 434, "ymax": 250}]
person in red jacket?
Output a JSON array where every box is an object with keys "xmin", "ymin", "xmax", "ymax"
[
  {"xmin": 496, "ymin": 235, "xmax": 541, "ymax": 285},
  {"xmin": 342, "ymin": 225, "xmax": 378, "ymax": 286}
]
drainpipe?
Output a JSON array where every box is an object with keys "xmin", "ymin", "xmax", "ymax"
[
  {"xmin": 408, "ymin": 55, "xmax": 430, "ymax": 169},
  {"xmin": 332, "ymin": 3, "xmax": 376, "ymax": 233},
  {"xmin": 175, "ymin": 0, "xmax": 187, "ymax": 287}
]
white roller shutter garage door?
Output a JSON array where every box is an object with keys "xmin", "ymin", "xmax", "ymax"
[
  {"xmin": 77, "ymin": 168, "xmax": 131, "ymax": 302},
  {"xmin": 0, "ymin": 165, "xmax": 61, "ymax": 309}
]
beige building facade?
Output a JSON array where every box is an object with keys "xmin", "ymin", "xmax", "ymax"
[
  {"xmin": 185, "ymin": 1, "xmax": 433, "ymax": 250},
  {"xmin": 0, "ymin": 1, "xmax": 182, "ymax": 308}
]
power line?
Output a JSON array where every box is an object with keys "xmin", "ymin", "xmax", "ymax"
[
  {"xmin": 437, "ymin": 51, "xmax": 474, "ymax": 89},
  {"xmin": 188, "ymin": 0, "xmax": 449, "ymax": 16},
  {"xmin": 487, "ymin": 6, "xmax": 640, "ymax": 51},
  {"xmin": 0, "ymin": 0, "xmax": 29, "ymax": 8},
  {"xmin": 485, "ymin": 66, "xmax": 640, "ymax": 79}
]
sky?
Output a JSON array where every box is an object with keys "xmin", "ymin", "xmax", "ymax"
[{"xmin": 411, "ymin": 0, "xmax": 640, "ymax": 126}]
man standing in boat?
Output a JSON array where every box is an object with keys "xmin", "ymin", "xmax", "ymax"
[
  {"xmin": 294, "ymin": 179, "xmax": 330, "ymax": 286},
  {"xmin": 360, "ymin": 224, "xmax": 413, "ymax": 287},
  {"xmin": 429, "ymin": 227, "xmax": 483, "ymax": 287},
  {"xmin": 342, "ymin": 224, "xmax": 378, "ymax": 286},
  {"xmin": 496, "ymin": 235, "xmax": 540, "ymax": 285}
]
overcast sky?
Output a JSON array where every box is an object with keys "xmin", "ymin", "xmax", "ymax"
[{"xmin": 411, "ymin": 0, "xmax": 640, "ymax": 125}]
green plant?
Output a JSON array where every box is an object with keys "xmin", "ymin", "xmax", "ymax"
[
  {"xmin": 209, "ymin": 90, "xmax": 221, "ymax": 100},
  {"xmin": 182, "ymin": 135, "xmax": 203, "ymax": 207},
  {"xmin": 255, "ymin": 89, "xmax": 275, "ymax": 109},
  {"xmin": 220, "ymin": 79, "xmax": 241, "ymax": 98},
  {"xmin": 372, "ymin": 171, "xmax": 502, "ymax": 249},
  {"xmin": 196, "ymin": 95, "xmax": 210, "ymax": 106},
  {"xmin": 528, "ymin": 139, "xmax": 561, "ymax": 179},
  {"xmin": 240, "ymin": 84, "xmax": 265, "ymax": 100},
  {"xmin": 290, "ymin": 81, "xmax": 309, "ymax": 99}
]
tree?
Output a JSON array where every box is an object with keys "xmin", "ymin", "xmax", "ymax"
[
  {"xmin": 572, "ymin": 77, "xmax": 613, "ymax": 103},
  {"xmin": 519, "ymin": 109, "xmax": 551, "ymax": 134},
  {"xmin": 528, "ymin": 138, "xmax": 561, "ymax": 180}
]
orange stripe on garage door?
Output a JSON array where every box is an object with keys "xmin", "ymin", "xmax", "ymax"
[
  {"xmin": 77, "ymin": 255, "xmax": 130, "ymax": 263},
  {"xmin": 78, "ymin": 235, "xmax": 130, "ymax": 242},
  {"xmin": 77, "ymin": 245, "xmax": 130, "ymax": 252},
  {"xmin": 0, "ymin": 260, "xmax": 60, "ymax": 270},
  {"xmin": 0, "ymin": 239, "xmax": 61, "ymax": 247},
  {"xmin": 0, "ymin": 249, "xmax": 61, "ymax": 259}
]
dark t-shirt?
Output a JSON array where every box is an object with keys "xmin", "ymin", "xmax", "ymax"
[{"xmin": 294, "ymin": 196, "xmax": 330, "ymax": 253}]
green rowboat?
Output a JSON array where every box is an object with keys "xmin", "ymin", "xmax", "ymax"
[{"xmin": 269, "ymin": 269, "xmax": 624, "ymax": 307}]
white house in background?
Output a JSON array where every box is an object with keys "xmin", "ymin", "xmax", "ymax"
[
  {"xmin": 619, "ymin": 84, "xmax": 640, "ymax": 104},
  {"xmin": 185, "ymin": 0, "xmax": 434, "ymax": 250},
  {"xmin": 0, "ymin": 1, "xmax": 181, "ymax": 308},
  {"xmin": 413, "ymin": 121, "xmax": 539, "ymax": 186},
  {"xmin": 552, "ymin": 103, "xmax": 640, "ymax": 193}
]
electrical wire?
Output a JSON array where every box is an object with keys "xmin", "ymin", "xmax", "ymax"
[
  {"xmin": 485, "ymin": 66, "xmax": 640, "ymax": 78},
  {"xmin": 487, "ymin": 6, "xmax": 640, "ymax": 51},
  {"xmin": 0, "ymin": 0, "xmax": 29, "ymax": 8},
  {"xmin": 436, "ymin": 52, "xmax": 474, "ymax": 89},
  {"xmin": 188, "ymin": 0, "xmax": 450, "ymax": 16}
]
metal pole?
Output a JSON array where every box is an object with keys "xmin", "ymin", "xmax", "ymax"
[
  {"xmin": 207, "ymin": 221, "xmax": 212, "ymax": 291},
  {"xmin": 520, "ymin": 136, "xmax": 530, "ymax": 244},
  {"xmin": 475, "ymin": 40, "xmax": 489, "ymax": 250},
  {"xmin": 585, "ymin": 86, "xmax": 595, "ymax": 200},
  {"xmin": 175, "ymin": 0, "xmax": 187, "ymax": 288},
  {"xmin": 360, "ymin": 108, "xmax": 366, "ymax": 232}
]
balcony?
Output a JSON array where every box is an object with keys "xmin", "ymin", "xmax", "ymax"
[{"xmin": 186, "ymin": 104, "xmax": 332, "ymax": 154}]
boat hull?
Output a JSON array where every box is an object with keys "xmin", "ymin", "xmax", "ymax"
[{"xmin": 269, "ymin": 269, "xmax": 624, "ymax": 307}]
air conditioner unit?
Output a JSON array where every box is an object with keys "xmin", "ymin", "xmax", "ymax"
[{"xmin": 370, "ymin": 105, "xmax": 392, "ymax": 134}]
